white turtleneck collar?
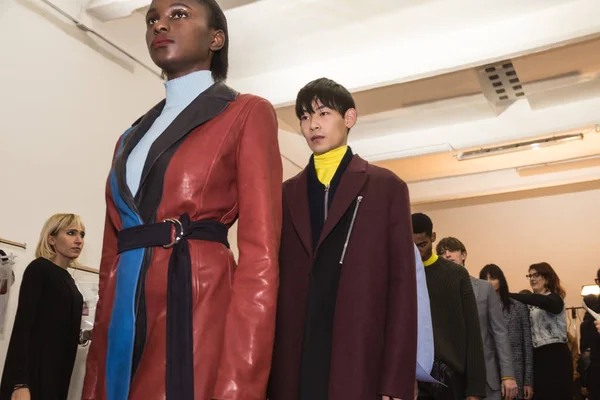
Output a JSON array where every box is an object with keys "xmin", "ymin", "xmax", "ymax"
[{"xmin": 164, "ymin": 70, "xmax": 215, "ymax": 110}]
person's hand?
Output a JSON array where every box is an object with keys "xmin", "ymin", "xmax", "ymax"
[
  {"xmin": 11, "ymin": 388, "xmax": 30, "ymax": 400},
  {"xmin": 595, "ymin": 320, "xmax": 600, "ymax": 334},
  {"xmin": 501, "ymin": 378, "xmax": 518, "ymax": 400},
  {"xmin": 524, "ymin": 385, "xmax": 534, "ymax": 399}
]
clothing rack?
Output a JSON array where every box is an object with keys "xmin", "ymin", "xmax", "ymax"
[
  {"xmin": 0, "ymin": 237, "xmax": 27, "ymax": 250},
  {"xmin": 70, "ymin": 265, "xmax": 99, "ymax": 275},
  {"xmin": 567, "ymin": 306, "xmax": 584, "ymax": 316}
]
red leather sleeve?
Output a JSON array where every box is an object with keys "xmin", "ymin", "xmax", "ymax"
[
  {"xmin": 82, "ymin": 142, "xmax": 122, "ymax": 400},
  {"xmin": 212, "ymin": 98, "xmax": 282, "ymax": 400}
]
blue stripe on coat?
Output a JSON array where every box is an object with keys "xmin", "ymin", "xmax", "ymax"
[{"xmin": 106, "ymin": 130, "xmax": 145, "ymax": 400}]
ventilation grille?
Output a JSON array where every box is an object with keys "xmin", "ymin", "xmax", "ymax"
[{"xmin": 478, "ymin": 61, "xmax": 525, "ymax": 106}]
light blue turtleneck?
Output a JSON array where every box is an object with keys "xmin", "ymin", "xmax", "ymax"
[{"xmin": 126, "ymin": 70, "xmax": 215, "ymax": 195}]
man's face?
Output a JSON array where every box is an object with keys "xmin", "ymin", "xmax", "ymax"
[
  {"xmin": 299, "ymin": 100, "xmax": 355, "ymax": 155},
  {"xmin": 413, "ymin": 232, "xmax": 435, "ymax": 262},
  {"xmin": 439, "ymin": 249, "xmax": 467, "ymax": 266}
]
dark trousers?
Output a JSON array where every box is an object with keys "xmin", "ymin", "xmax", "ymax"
[
  {"xmin": 532, "ymin": 343, "xmax": 573, "ymax": 400},
  {"xmin": 417, "ymin": 360, "xmax": 465, "ymax": 400},
  {"xmin": 588, "ymin": 366, "xmax": 600, "ymax": 400}
]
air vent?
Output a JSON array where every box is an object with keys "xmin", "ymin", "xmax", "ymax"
[{"xmin": 478, "ymin": 61, "xmax": 526, "ymax": 109}]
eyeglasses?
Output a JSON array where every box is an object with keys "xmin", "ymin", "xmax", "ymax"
[{"xmin": 526, "ymin": 273, "xmax": 541, "ymax": 280}]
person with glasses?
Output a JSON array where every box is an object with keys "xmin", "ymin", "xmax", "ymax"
[{"xmin": 510, "ymin": 263, "xmax": 572, "ymax": 399}]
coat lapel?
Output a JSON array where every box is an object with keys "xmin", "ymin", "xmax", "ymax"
[
  {"xmin": 135, "ymin": 82, "xmax": 238, "ymax": 202},
  {"xmin": 317, "ymin": 156, "xmax": 368, "ymax": 250},
  {"xmin": 285, "ymin": 169, "xmax": 313, "ymax": 256},
  {"xmin": 113, "ymin": 102, "xmax": 164, "ymax": 219}
]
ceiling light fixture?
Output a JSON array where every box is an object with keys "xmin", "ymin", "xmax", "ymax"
[
  {"xmin": 456, "ymin": 133, "xmax": 584, "ymax": 161},
  {"xmin": 516, "ymin": 154, "xmax": 600, "ymax": 173}
]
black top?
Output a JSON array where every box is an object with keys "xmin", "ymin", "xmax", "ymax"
[
  {"xmin": 0, "ymin": 258, "xmax": 83, "ymax": 400},
  {"xmin": 509, "ymin": 292, "xmax": 564, "ymax": 314},
  {"xmin": 299, "ymin": 148, "xmax": 356, "ymax": 400},
  {"xmin": 424, "ymin": 256, "xmax": 487, "ymax": 398}
]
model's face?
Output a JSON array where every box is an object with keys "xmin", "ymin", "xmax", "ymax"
[
  {"xmin": 145, "ymin": 0, "xmax": 224, "ymax": 79},
  {"xmin": 299, "ymin": 100, "xmax": 356, "ymax": 155},
  {"xmin": 528, "ymin": 268, "xmax": 548, "ymax": 294},
  {"xmin": 439, "ymin": 249, "xmax": 467, "ymax": 266},
  {"xmin": 413, "ymin": 232, "xmax": 435, "ymax": 262},
  {"xmin": 49, "ymin": 224, "xmax": 85, "ymax": 266},
  {"xmin": 486, "ymin": 275, "xmax": 500, "ymax": 292}
]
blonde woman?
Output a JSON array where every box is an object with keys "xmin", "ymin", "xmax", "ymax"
[{"xmin": 0, "ymin": 214, "xmax": 85, "ymax": 400}]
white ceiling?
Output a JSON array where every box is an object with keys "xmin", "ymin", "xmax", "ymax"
[
  {"xmin": 81, "ymin": 0, "xmax": 600, "ymax": 202},
  {"xmin": 226, "ymin": 0, "xmax": 600, "ymax": 105}
]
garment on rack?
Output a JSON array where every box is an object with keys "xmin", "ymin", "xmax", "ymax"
[{"xmin": 0, "ymin": 249, "xmax": 15, "ymax": 336}]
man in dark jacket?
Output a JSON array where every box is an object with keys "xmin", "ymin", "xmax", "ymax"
[
  {"xmin": 268, "ymin": 78, "xmax": 418, "ymax": 400},
  {"xmin": 412, "ymin": 213, "xmax": 486, "ymax": 400}
]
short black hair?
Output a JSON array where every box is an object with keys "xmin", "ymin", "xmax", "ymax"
[
  {"xmin": 411, "ymin": 213, "xmax": 433, "ymax": 237},
  {"xmin": 295, "ymin": 78, "xmax": 356, "ymax": 120},
  {"xmin": 197, "ymin": 0, "xmax": 228, "ymax": 82}
]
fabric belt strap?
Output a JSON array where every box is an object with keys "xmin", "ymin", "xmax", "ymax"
[{"xmin": 117, "ymin": 213, "xmax": 229, "ymax": 399}]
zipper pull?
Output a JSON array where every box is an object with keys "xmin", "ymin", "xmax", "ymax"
[
  {"xmin": 339, "ymin": 196, "xmax": 363, "ymax": 264},
  {"xmin": 324, "ymin": 184, "xmax": 330, "ymax": 222}
]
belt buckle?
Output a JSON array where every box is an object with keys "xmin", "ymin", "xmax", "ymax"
[{"xmin": 163, "ymin": 218, "xmax": 184, "ymax": 248}]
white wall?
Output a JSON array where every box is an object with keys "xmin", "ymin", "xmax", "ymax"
[{"xmin": 0, "ymin": 0, "xmax": 163, "ymax": 397}]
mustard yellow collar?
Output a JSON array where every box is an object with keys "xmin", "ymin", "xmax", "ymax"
[
  {"xmin": 423, "ymin": 253, "xmax": 439, "ymax": 267},
  {"xmin": 314, "ymin": 146, "xmax": 347, "ymax": 185}
]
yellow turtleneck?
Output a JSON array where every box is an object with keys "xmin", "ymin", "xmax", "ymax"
[
  {"xmin": 423, "ymin": 253, "xmax": 439, "ymax": 267},
  {"xmin": 314, "ymin": 146, "xmax": 348, "ymax": 185}
]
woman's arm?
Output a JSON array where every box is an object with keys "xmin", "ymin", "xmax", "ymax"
[
  {"xmin": 6, "ymin": 261, "xmax": 45, "ymax": 390},
  {"xmin": 213, "ymin": 97, "xmax": 282, "ymax": 400},
  {"xmin": 509, "ymin": 292, "xmax": 563, "ymax": 314}
]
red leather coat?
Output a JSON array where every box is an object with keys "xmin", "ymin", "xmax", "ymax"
[{"xmin": 83, "ymin": 83, "xmax": 282, "ymax": 400}]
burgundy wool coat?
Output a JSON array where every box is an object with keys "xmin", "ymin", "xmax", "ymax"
[{"xmin": 268, "ymin": 154, "xmax": 417, "ymax": 400}]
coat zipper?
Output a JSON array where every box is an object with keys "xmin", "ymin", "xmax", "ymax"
[
  {"xmin": 324, "ymin": 184, "xmax": 330, "ymax": 222},
  {"xmin": 339, "ymin": 196, "xmax": 363, "ymax": 264}
]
